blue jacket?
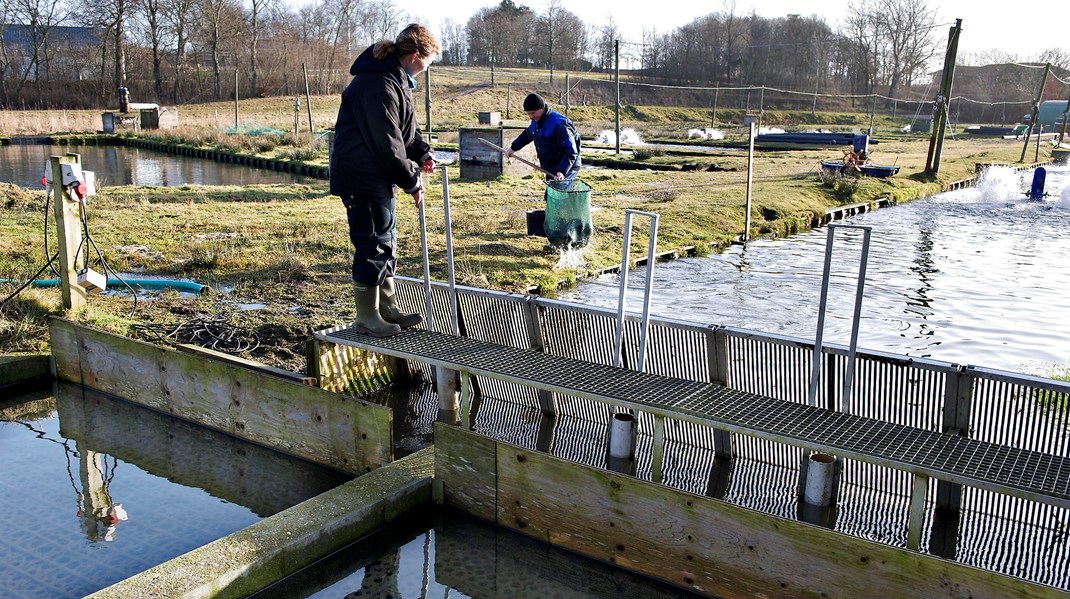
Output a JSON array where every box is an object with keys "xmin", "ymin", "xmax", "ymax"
[{"xmin": 510, "ymin": 108, "xmax": 581, "ymax": 176}]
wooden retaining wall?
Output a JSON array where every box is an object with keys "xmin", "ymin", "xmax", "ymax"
[
  {"xmin": 49, "ymin": 318, "xmax": 392, "ymax": 475},
  {"xmin": 434, "ymin": 423, "xmax": 1064, "ymax": 599}
]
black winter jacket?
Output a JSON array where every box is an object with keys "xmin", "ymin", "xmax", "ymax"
[{"xmin": 329, "ymin": 46, "xmax": 431, "ymax": 199}]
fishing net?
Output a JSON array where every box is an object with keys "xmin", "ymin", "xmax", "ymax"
[{"xmin": 545, "ymin": 179, "xmax": 593, "ymax": 249}]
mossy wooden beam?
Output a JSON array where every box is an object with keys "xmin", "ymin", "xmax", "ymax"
[
  {"xmin": 50, "ymin": 317, "xmax": 392, "ymax": 475},
  {"xmin": 435, "ymin": 423, "xmax": 1065, "ymax": 598}
]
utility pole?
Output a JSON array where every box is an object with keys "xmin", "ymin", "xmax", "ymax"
[
  {"xmin": 615, "ymin": 39, "xmax": 621, "ymax": 154},
  {"xmin": 925, "ymin": 19, "xmax": 962, "ymax": 176},
  {"xmin": 1020, "ymin": 63, "xmax": 1051, "ymax": 163}
]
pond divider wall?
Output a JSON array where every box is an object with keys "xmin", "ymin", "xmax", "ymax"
[
  {"xmin": 88, "ymin": 448, "xmax": 434, "ymax": 599},
  {"xmin": 49, "ymin": 317, "xmax": 392, "ymax": 474},
  {"xmin": 434, "ymin": 422, "xmax": 1064, "ymax": 598}
]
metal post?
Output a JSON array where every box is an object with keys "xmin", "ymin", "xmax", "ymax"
[
  {"xmin": 418, "ymin": 178, "xmax": 434, "ymax": 331},
  {"xmin": 425, "ymin": 67, "xmax": 432, "ymax": 136},
  {"xmin": 744, "ymin": 122, "xmax": 755, "ymax": 243},
  {"xmin": 302, "ymin": 62, "xmax": 314, "ymax": 136},
  {"xmin": 807, "ymin": 224, "xmax": 873, "ymax": 412},
  {"xmin": 613, "ymin": 209, "xmax": 659, "ymax": 371},
  {"xmin": 614, "ymin": 40, "xmax": 621, "ymax": 155},
  {"xmin": 712, "ymin": 83, "xmax": 719, "ymax": 128},
  {"xmin": 440, "ymin": 165, "xmax": 458, "ymax": 336}
]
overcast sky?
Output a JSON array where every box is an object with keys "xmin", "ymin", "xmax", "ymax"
[{"xmin": 384, "ymin": 0, "xmax": 1065, "ymax": 62}]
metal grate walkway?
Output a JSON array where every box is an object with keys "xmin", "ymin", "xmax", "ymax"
[{"xmin": 317, "ymin": 326, "xmax": 1070, "ymax": 509}]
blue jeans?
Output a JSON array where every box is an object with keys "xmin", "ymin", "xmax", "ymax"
[{"xmin": 342, "ymin": 195, "xmax": 396, "ymax": 286}]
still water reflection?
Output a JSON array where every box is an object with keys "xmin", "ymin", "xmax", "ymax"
[
  {"xmin": 560, "ymin": 165, "xmax": 1070, "ymax": 375},
  {"xmin": 253, "ymin": 508, "xmax": 699, "ymax": 599},
  {"xmin": 0, "ymin": 143, "xmax": 316, "ymax": 188},
  {"xmin": 0, "ymin": 382, "xmax": 351, "ymax": 599}
]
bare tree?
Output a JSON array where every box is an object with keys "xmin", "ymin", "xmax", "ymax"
[
  {"xmin": 438, "ymin": 17, "xmax": 466, "ymax": 65},
  {"xmin": 132, "ymin": 0, "xmax": 167, "ymax": 100},
  {"xmin": 194, "ymin": 0, "xmax": 243, "ymax": 100},
  {"xmin": 161, "ymin": 0, "xmax": 194, "ymax": 102},
  {"xmin": 874, "ymin": 0, "xmax": 937, "ymax": 99},
  {"xmin": 11, "ymin": 0, "xmax": 70, "ymax": 103},
  {"xmin": 248, "ymin": 0, "xmax": 271, "ymax": 94},
  {"xmin": 590, "ymin": 16, "xmax": 618, "ymax": 71}
]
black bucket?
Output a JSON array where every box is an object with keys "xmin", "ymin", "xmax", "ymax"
[{"xmin": 525, "ymin": 209, "xmax": 545, "ymax": 236}]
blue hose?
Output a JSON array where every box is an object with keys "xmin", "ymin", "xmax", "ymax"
[{"xmin": 0, "ymin": 278, "xmax": 209, "ymax": 294}]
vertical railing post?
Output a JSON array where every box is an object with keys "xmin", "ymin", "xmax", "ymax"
[
  {"xmin": 707, "ymin": 325, "xmax": 735, "ymax": 460},
  {"xmin": 525, "ymin": 298, "xmax": 556, "ymax": 417}
]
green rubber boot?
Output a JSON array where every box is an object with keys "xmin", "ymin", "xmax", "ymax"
[
  {"xmin": 380, "ymin": 277, "xmax": 423, "ymax": 329},
  {"xmin": 353, "ymin": 284, "xmax": 402, "ymax": 338}
]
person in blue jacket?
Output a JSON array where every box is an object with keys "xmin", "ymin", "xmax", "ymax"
[
  {"xmin": 330, "ymin": 23, "xmax": 440, "ymax": 337},
  {"xmin": 505, "ymin": 93, "xmax": 581, "ymax": 182}
]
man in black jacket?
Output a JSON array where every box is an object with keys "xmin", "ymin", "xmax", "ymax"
[{"xmin": 330, "ymin": 24, "xmax": 441, "ymax": 337}]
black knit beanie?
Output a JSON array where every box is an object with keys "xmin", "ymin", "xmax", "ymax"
[{"xmin": 523, "ymin": 93, "xmax": 546, "ymax": 111}]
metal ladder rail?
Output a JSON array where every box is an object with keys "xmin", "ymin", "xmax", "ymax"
[{"xmin": 807, "ymin": 223, "xmax": 873, "ymax": 413}]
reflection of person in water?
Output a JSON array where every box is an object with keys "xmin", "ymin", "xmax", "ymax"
[{"xmin": 74, "ymin": 448, "xmax": 128, "ymax": 542}]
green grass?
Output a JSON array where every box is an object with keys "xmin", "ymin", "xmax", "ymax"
[{"xmin": 0, "ymin": 99, "xmax": 1040, "ymax": 371}]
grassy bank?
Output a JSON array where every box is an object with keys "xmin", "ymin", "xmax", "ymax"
[{"xmin": 0, "ymin": 85, "xmax": 1042, "ymax": 372}]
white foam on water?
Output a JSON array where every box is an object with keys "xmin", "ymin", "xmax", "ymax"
[
  {"xmin": 758, "ymin": 127, "xmax": 786, "ymax": 135},
  {"xmin": 687, "ymin": 127, "xmax": 725, "ymax": 140},
  {"xmin": 596, "ymin": 128, "xmax": 644, "ymax": 145},
  {"xmin": 973, "ymin": 165, "xmax": 1026, "ymax": 204}
]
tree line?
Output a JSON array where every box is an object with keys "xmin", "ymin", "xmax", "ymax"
[{"xmin": 1, "ymin": 0, "xmax": 1067, "ymax": 112}]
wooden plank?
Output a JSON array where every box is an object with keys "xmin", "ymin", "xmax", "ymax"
[
  {"xmin": 53, "ymin": 320, "xmax": 392, "ymax": 474},
  {"xmin": 490, "ymin": 440, "xmax": 1063, "ymax": 599},
  {"xmin": 177, "ymin": 343, "xmax": 314, "ymax": 384},
  {"xmin": 434, "ymin": 422, "xmax": 497, "ymax": 522},
  {"xmin": 49, "ymin": 317, "xmax": 83, "ymax": 383}
]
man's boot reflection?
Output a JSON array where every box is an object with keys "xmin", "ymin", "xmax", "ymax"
[{"xmin": 344, "ymin": 549, "xmax": 401, "ymax": 598}]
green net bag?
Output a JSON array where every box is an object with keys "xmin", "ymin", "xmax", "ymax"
[{"xmin": 544, "ymin": 179, "xmax": 593, "ymax": 248}]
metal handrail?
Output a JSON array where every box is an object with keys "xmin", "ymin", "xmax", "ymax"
[{"xmin": 613, "ymin": 209, "xmax": 660, "ymax": 372}]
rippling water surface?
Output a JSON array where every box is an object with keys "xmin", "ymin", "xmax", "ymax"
[{"xmin": 559, "ymin": 164, "xmax": 1070, "ymax": 375}]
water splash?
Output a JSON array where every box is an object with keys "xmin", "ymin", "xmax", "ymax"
[
  {"xmin": 553, "ymin": 246, "xmax": 588, "ymax": 270},
  {"xmin": 596, "ymin": 128, "xmax": 643, "ymax": 145},
  {"xmin": 687, "ymin": 128, "xmax": 725, "ymax": 140},
  {"xmin": 758, "ymin": 127, "xmax": 786, "ymax": 135},
  {"xmin": 973, "ymin": 165, "xmax": 1025, "ymax": 204}
]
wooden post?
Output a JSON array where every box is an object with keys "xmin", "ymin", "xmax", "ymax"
[
  {"xmin": 564, "ymin": 73, "xmax": 570, "ymax": 118},
  {"xmin": 51, "ymin": 154, "xmax": 87, "ymax": 311},
  {"xmin": 293, "ymin": 96, "xmax": 300, "ymax": 137},
  {"xmin": 1020, "ymin": 63, "xmax": 1051, "ymax": 163},
  {"xmin": 505, "ymin": 85, "xmax": 511, "ymax": 120},
  {"xmin": 925, "ymin": 19, "xmax": 961, "ymax": 175},
  {"xmin": 233, "ymin": 69, "xmax": 239, "ymax": 130},
  {"xmin": 302, "ymin": 63, "xmax": 314, "ymax": 136}
]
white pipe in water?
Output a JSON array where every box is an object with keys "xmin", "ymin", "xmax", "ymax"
[
  {"xmin": 804, "ymin": 452, "xmax": 837, "ymax": 506},
  {"xmin": 609, "ymin": 411, "xmax": 636, "ymax": 459}
]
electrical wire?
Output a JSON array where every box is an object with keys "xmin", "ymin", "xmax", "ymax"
[{"xmin": 0, "ymin": 252, "xmax": 59, "ymax": 308}]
